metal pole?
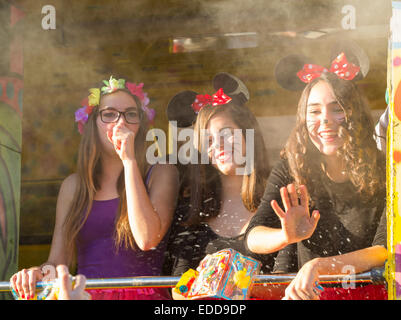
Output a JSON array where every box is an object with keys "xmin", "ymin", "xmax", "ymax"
[{"xmin": 0, "ymin": 268, "xmax": 384, "ymax": 292}]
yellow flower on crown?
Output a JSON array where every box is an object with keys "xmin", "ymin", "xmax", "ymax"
[{"xmin": 88, "ymin": 88, "xmax": 100, "ymax": 106}]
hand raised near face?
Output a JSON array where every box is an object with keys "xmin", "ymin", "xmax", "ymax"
[
  {"xmin": 107, "ymin": 122, "xmax": 137, "ymax": 161},
  {"xmin": 270, "ymin": 184, "xmax": 320, "ymax": 244}
]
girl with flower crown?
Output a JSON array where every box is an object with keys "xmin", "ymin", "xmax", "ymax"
[
  {"xmin": 164, "ymin": 73, "xmax": 277, "ymax": 299},
  {"xmin": 245, "ymin": 52, "xmax": 387, "ymax": 300},
  {"xmin": 10, "ymin": 76, "xmax": 179, "ymax": 300}
]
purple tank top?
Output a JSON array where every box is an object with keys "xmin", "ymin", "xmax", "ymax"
[{"xmin": 76, "ymin": 167, "xmax": 169, "ymax": 278}]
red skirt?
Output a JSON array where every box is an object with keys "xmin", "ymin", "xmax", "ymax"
[
  {"xmin": 319, "ymin": 284, "xmax": 387, "ymax": 300},
  {"xmin": 85, "ymin": 287, "xmax": 171, "ymax": 300},
  {"xmin": 249, "ymin": 284, "xmax": 387, "ymax": 300}
]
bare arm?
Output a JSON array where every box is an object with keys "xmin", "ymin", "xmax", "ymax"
[
  {"xmin": 283, "ymin": 245, "xmax": 387, "ymax": 300},
  {"xmin": 110, "ymin": 122, "xmax": 179, "ymax": 251},
  {"xmin": 309, "ymin": 245, "xmax": 387, "ymax": 275},
  {"xmin": 124, "ymin": 160, "xmax": 179, "ymax": 250},
  {"xmin": 46, "ymin": 173, "xmax": 78, "ymax": 266},
  {"xmin": 246, "ymin": 225, "xmax": 290, "ymax": 254},
  {"xmin": 10, "ymin": 173, "xmax": 78, "ymax": 299}
]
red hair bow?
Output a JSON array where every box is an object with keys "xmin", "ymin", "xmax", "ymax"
[
  {"xmin": 297, "ymin": 52, "xmax": 360, "ymax": 83},
  {"xmin": 191, "ymin": 88, "xmax": 232, "ymax": 113}
]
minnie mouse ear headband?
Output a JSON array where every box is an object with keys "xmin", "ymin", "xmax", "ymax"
[
  {"xmin": 329, "ymin": 39, "xmax": 369, "ymax": 81},
  {"xmin": 166, "ymin": 72, "xmax": 250, "ymax": 128},
  {"xmin": 212, "ymin": 72, "xmax": 250, "ymax": 105},
  {"xmin": 74, "ymin": 76, "xmax": 156, "ymax": 134},
  {"xmin": 274, "ymin": 40, "xmax": 370, "ymax": 91}
]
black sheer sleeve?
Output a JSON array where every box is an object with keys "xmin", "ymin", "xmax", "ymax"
[
  {"xmin": 273, "ymin": 243, "xmax": 298, "ymax": 273},
  {"xmin": 372, "ymin": 207, "xmax": 387, "ymax": 249},
  {"xmin": 168, "ymin": 225, "xmax": 215, "ymax": 276},
  {"xmin": 245, "ymin": 158, "xmax": 293, "ymax": 236}
]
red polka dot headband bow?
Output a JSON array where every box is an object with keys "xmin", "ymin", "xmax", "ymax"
[
  {"xmin": 297, "ymin": 52, "xmax": 360, "ymax": 83},
  {"xmin": 191, "ymin": 88, "xmax": 232, "ymax": 113}
]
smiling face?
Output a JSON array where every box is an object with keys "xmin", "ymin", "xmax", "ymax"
[
  {"xmin": 96, "ymin": 90, "xmax": 141, "ymax": 155},
  {"xmin": 306, "ymin": 81, "xmax": 346, "ymax": 157},
  {"xmin": 205, "ymin": 111, "xmax": 246, "ymax": 175}
]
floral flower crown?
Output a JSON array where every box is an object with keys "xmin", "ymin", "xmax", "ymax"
[{"xmin": 75, "ymin": 76, "xmax": 156, "ymax": 134}]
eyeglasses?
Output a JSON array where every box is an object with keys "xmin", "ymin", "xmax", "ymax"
[{"xmin": 99, "ymin": 108, "xmax": 140, "ymax": 124}]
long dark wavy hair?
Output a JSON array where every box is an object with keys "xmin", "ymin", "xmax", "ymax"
[
  {"xmin": 185, "ymin": 101, "xmax": 270, "ymax": 226},
  {"xmin": 282, "ymin": 72, "xmax": 385, "ymax": 200}
]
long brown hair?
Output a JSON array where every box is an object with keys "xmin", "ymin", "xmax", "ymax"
[
  {"xmin": 283, "ymin": 72, "xmax": 385, "ymax": 199},
  {"xmin": 63, "ymin": 88, "xmax": 149, "ymax": 266},
  {"xmin": 186, "ymin": 102, "xmax": 270, "ymax": 226}
]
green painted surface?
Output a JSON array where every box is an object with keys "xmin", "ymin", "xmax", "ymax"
[
  {"xmin": 0, "ymin": 101, "xmax": 21, "ymax": 281},
  {"xmin": 0, "ymin": 100, "xmax": 21, "ymax": 300}
]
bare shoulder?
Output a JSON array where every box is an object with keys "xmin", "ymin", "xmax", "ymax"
[
  {"xmin": 147, "ymin": 163, "xmax": 179, "ymax": 187},
  {"xmin": 58, "ymin": 173, "xmax": 79, "ymax": 201},
  {"xmin": 149, "ymin": 163, "xmax": 179, "ymax": 179}
]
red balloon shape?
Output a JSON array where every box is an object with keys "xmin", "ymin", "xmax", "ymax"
[
  {"xmin": 395, "ymin": 83, "xmax": 401, "ymax": 122},
  {"xmin": 394, "ymin": 150, "xmax": 401, "ymax": 164}
]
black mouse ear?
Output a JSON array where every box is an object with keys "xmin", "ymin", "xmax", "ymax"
[
  {"xmin": 330, "ymin": 40, "xmax": 370, "ymax": 81},
  {"xmin": 212, "ymin": 72, "xmax": 249, "ymax": 105},
  {"xmin": 274, "ymin": 54, "xmax": 311, "ymax": 91},
  {"xmin": 166, "ymin": 90, "xmax": 199, "ymax": 128}
]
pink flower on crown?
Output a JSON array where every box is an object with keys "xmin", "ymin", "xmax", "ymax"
[
  {"xmin": 126, "ymin": 82, "xmax": 155, "ymax": 123},
  {"xmin": 126, "ymin": 82, "xmax": 146, "ymax": 104}
]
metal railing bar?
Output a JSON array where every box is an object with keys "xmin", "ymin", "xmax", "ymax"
[{"xmin": 0, "ymin": 268, "xmax": 385, "ymax": 292}]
